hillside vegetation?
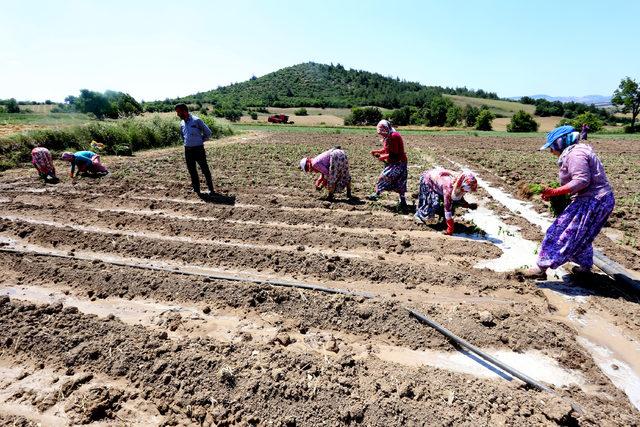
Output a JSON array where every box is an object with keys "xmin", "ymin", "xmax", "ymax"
[{"xmin": 177, "ymin": 62, "xmax": 498, "ymax": 109}]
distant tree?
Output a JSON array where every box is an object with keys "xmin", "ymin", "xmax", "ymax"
[
  {"xmin": 427, "ymin": 97, "xmax": 451, "ymax": 126},
  {"xmin": 445, "ymin": 105, "xmax": 462, "ymax": 127},
  {"xmin": 463, "ymin": 105, "xmax": 480, "ymax": 127},
  {"xmin": 386, "ymin": 106, "xmax": 415, "ymax": 126},
  {"xmin": 71, "ymin": 90, "xmax": 142, "ymax": 119},
  {"xmin": 612, "ymin": 77, "xmax": 640, "ymax": 131},
  {"xmin": 45, "ymin": 99, "xmax": 53, "ymax": 105},
  {"xmin": 344, "ymin": 107, "xmax": 382, "ymax": 126},
  {"xmin": 520, "ymin": 96, "xmax": 536, "ymax": 105},
  {"xmin": 294, "ymin": 107, "xmax": 308, "ymax": 116},
  {"xmin": 475, "ymin": 110, "xmax": 494, "ymax": 131},
  {"xmin": 113, "ymin": 92, "xmax": 143, "ymax": 117},
  {"xmin": 74, "ymin": 89, "xmax": 115, "ymax": 118},
  {"xmin": 6, "ymin": 98, "xmax": 20, "ymax": 113},
  {"xmin": 558, "ymin": 112, "xmax": 604, "ymax": 132},
  {"xmin": 507, "ymin": 110, "xmax": 539, "ymax": 132}
]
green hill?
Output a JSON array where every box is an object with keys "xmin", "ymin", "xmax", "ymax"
[{"xmin": 178, "ymin": 62, "xmax": 498, "ymax": 109}]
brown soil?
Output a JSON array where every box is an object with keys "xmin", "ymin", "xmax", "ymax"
[{"xmin": 0, "ymin": 131, "xmax": 638, "ymax": 425}]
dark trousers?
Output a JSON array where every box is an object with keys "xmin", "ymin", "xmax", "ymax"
[{"xmin": 184, "ymin": 146, "xmax": 213, "ymax": 193}]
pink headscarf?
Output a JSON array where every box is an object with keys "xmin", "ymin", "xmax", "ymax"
[
  {"xmin": 376, "ymin": 120, "xmax": 396, "ymax": 138},
  {"xmin": 61, "ymin": 152, "xmax": 75, "ymax": 162},
  {"xmin": 452, "ymin": 170, "xmax": 478, "ymax": 201}
]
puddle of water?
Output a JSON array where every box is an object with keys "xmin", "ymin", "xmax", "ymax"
[
  {"xmin": 461, "ymin": 202, "xmax": 539, "ymax": 272},
  {"xmin": 375, "ymin": 345, "xmax": 583, "ymax": 387},
  {"xmin": 577, "ymin": 337, "xmax": 640, "ymax": 411}
]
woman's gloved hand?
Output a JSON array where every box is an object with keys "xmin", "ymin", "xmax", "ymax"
[
  {"xmin": 541, "ymin": 184, "xmax": 572, "ymax": 201},
  {"xmin": 445, "ymin": 219, "xmax": 455, "ymax": 235}
]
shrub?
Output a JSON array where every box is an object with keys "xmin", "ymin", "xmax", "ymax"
[
  {"xmin": 0, "ymin": 116, "xmax": 232, "ymax": 171},
  {"xmin": 6, "ymin": 98, "xmax": 20, "ymax": 113},
  {"xmin": 463, "ymin": 105, "xmax": 480, "ymax": 127},
  {"xmin": 557, "ymin": 112, "xmax": 604, "ymax": 132},
  {"xmin": 250, "ymin": 112, "xmax": 258, "ymax": 120},
  {"xmin": 386, "ymin": 106, "xmax": 416, "ymax": 126},
  {"xmin": 475, "ymin": 110, "xmax": 494, "ymax": 131},
  {"xmin": 343, "ymin": 107, "xmax": 383, "ymax": 126},
  {"xmin": 624, "ymin": 125, "xmax": 638, "ymax": 133},
  {"xmin": 445, "ymin": 105, "xmax": 462, "ymax": 127},
  {"xmin": 294, "ymin": 107, "xmax": 308, "ymax": 116},
  {"xmin": 70, "ymin": 89, "xmax": 142, "ymax": 119},
  {"xmin": 507, "ymin": 110, "xmax": 539, "ymax": 132}
]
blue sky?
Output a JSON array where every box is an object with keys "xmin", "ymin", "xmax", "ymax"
[{"xmin": 1, "ymin": 0, "xmax": 639, "ymax": 102}]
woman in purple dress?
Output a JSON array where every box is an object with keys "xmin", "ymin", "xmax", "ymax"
[{"xmin": 522, "ymin": 125, "xmax": 615, "ymax": 278}]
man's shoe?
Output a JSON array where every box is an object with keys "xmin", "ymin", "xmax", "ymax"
[{"xmin": 366, "ymin": 193, "xmax": 380, "ymax": 201}]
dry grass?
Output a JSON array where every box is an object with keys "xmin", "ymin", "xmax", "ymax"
[
  {"xmin": 492, "ymin": 116, "xmax": 561, "ymax": 132},
  {"xmin": 445, "ymin": 95, "xmax": 536, "ymax": 116}
]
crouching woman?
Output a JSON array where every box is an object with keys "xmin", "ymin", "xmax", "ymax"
[
  {"xmin": 414, "ymin": 167, "xmax": 478, "ymax": 235},
  {"xmin": 299, "ymin": 147, "xmax": 352, "ymax": 200}
]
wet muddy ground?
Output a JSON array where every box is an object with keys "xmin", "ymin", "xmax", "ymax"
[{"xmin": 0, "ymin": 131, "xmax": 638, "ymax": 426}]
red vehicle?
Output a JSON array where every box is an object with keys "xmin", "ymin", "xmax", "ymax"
[{"xmin": 267, "ymin": 114, "xmax": 293, "ymax": 124}]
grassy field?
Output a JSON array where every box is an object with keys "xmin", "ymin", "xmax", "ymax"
[{"xmin": 444, "ymin": 94, "xmax": 536, "ymax": 116}]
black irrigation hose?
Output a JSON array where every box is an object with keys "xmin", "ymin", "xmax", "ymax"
[
  {"xmin": 0, "ymin": 245, "xmax": 582, "ymax": 412},
  {"xmin": 593, "ymin": 250, "xmax": 640, "ymax": 293},
  {"xmin": 406, "ymin": 308, "xmax": 552, "ymax": 392}
]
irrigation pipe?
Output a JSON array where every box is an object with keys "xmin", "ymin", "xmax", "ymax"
[
  {"xmin": 593, "ymin": 250, "xmax": 640, "ymax": 293},
  {"xmin": 0, "ymin": 245, "xmax": 576, "ymax": 404}
]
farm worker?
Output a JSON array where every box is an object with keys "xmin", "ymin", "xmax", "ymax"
[
  {"xmin": 30, "ymin": 147, "xmax": 59, "ymax": 183},
  {"xmin": 522, "ymin": 125, "xmax": 614, "ymax": 278},
  {"xmin": 414, "ymin": 167, "xmax": 478, "ymax": 235},
  {"xmin": 61, "ymin": 150, "xmax": 108, "ymax": 177},
  {"xmin": 299, "ymin": 147, "xmax": 352, "ymax": 200},
  {"xmin": 367, "ymin": 120, "xmax": 409, "ymax": 213},
  {"xmin": 175, "ymin": 103, "xmax": 214, "ymax": 196}
]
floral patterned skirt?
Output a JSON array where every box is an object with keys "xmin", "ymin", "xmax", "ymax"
[
  {"xmin": 375, "ymin": 162, "xmax": 407, "ymax": 195},
  {"xmin": 537, "ymin": 192, "xmax": 615, "ymax": 270}
]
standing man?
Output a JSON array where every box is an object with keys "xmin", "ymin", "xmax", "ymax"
[{"xmin": 175, "ymin": 103, "xmax": 214, "ymax": 196}]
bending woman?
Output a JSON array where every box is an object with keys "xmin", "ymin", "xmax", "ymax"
[
  {"xmin": 414, "ymin": 167, "xmax": 478, "ymax": 235},
  {"xmin": 523, "ymin": 125, "xmax": 615, "ymax": 278},
  {"xmin": 367, "ymin": 120, "xmax": 408, "ymax": 213},
  {"xmin": 61, "ymin": 150, "xmax": 109, "ymax": 177},
  {"xmin": 300, "ymin": 147, "xmax": 352, "ymax": 200},
  {"xmin": 31, "ymin": 147, "xmax": 59, "ymax": 184}
]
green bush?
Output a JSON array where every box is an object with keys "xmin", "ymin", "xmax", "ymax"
[
  {"xmin": 386, "ymin": 106, "xmax": 416, "ymax": 126},
  {"xmin": 557, "ymin": 111, "xmax": 604, "ymax": 132},
  {"xmin": 445, "ymin": 105, "xmax": 462, "ymax": 127},
  {"xmin": 343, "ymin": 107, "xmax": 383, "ymax": 126},
  {"xmin": 6, "ymin": 98, "xmax": 20, "ymax": 113},
  {"xmin": 250, "ymin": 112, "xmax": 258, "ymax": 120},
  {"xmin": 212, "ymin": 107, "xmax": 242, "ymax": 122},
  {"xmin": 463, "ymin": 105, "xmax": 480, "ymax": 127},
  {"xmin": 475, "ymin": 110, "xmax": 494, "ymax": 131},
  {"xmin": 294, "ymin": 107, "xmax": 308, "ymax": 116},
  {"xmin": 507, "ymin": 110, "xmax": 539, "ymax": 132},
  {"xmin": 0, "ymin": 116, "xmax": 232, "ymax": 171}
]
